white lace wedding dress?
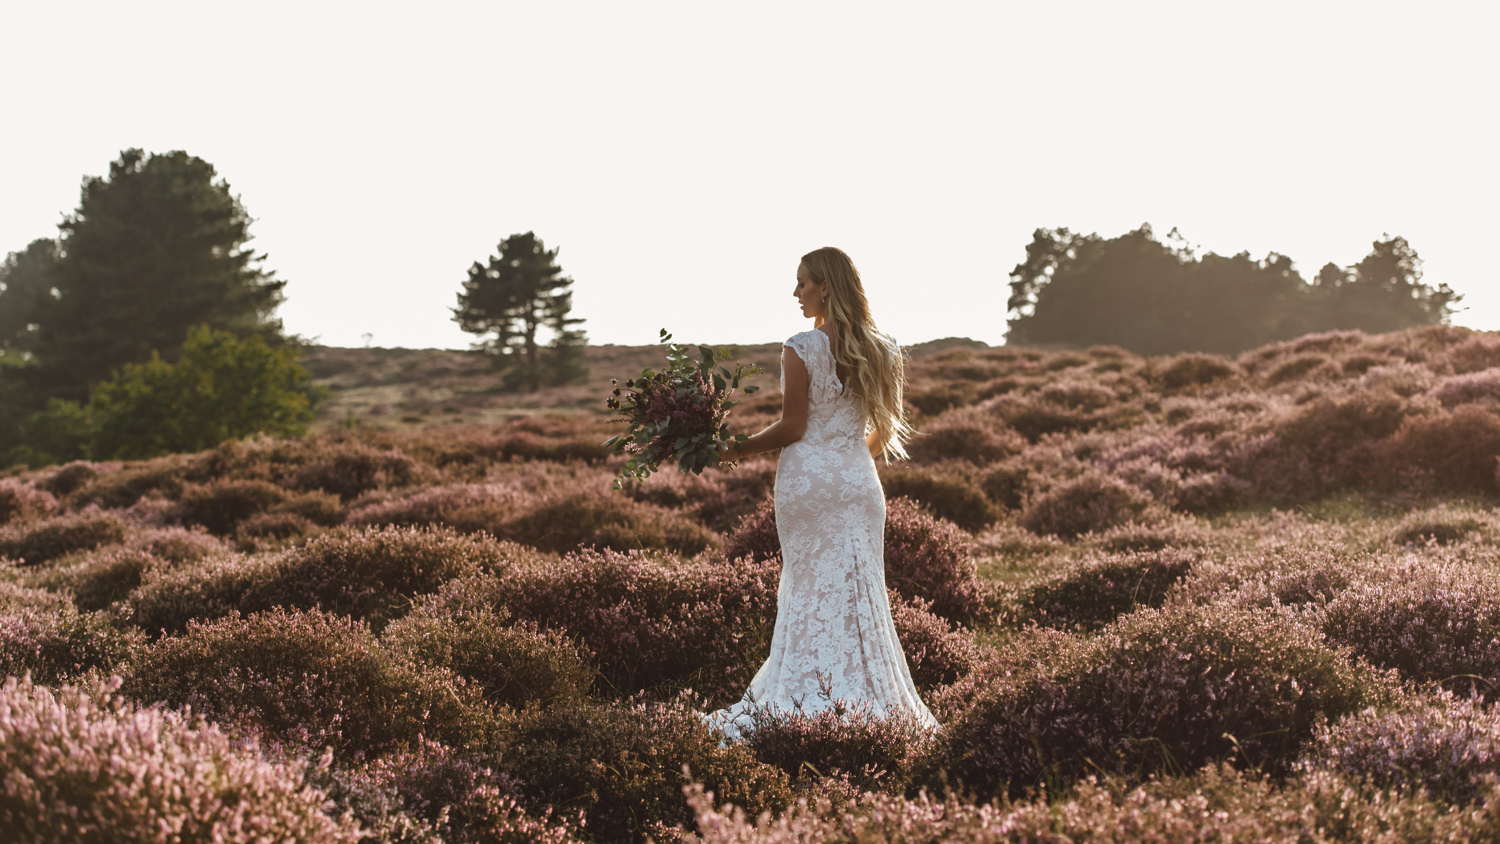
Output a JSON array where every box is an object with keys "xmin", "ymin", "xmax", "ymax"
[{"xmin": 709, "ymin": 329, "xmax": 939, "ymax": 738}]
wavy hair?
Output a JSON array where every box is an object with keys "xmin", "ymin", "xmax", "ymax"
[{"xmin": 801, "ymin": 246, "xmax": 913, "ymax": 460}]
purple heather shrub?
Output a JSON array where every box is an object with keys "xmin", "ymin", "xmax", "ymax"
[
  {"xmin": 1360, "ymin": 361, "xmax": 1438, "ymax": 397},
  {"xmin": 622, "ymin": 458, "xmax": 777, "ymax": 534},
  {"xmin": 1447, "ymin": 332, "xmax": 1500, "ymax": 374},
  {"xmin": 877, "ymin": 465, "xmax": 998, "ymax": 533},
  {"xmin": 36, "ymin": 459, "xmax": 98, "ymax": 496},
  {"xmin": 0, "ymin": 479, "xmax": 56, "ymax": 527},
  {"xmin": 234, "ymin": 511, "xmax": 318, "ymax": 547},
  {"xmin": 673, "ymin": 762, "xmax": 1500, "ymax": 844},
  {"xmin": 1373, "ymin": 404, "xmax": 1500, "ymax": 494},
  {"xmin": 429, "ymin": 548, "xmax": 780, "ymax": 702},
  {"xmin": 977, "ymin": 459, "xmax": 1031, "ymax": 510},
  {"xmin": 287, "ymin": 442, "xmax": 422, "ymax": 500},
  {"xmin": 1007, "ymin": 548, "xmax": 1199, "ymax": 632},
  {"xmin": 0, "ymin": 603, "xmax": 144, "ymax": 684},
  {"xmin": 1037, "ymin": 377, "xmax": 1118, "ymax": 411},
  {"xmin": 938, "ymin": 602, "xmax": 1388, "ymax": 799},
  {"xmin": 722, "ymin": 497, "xmax": 780, "ymax": 564},
  {"xmin": 1304, "ymin": 691, "xmax": 1500, "ymax": 806},
  {"xmin": 881, "ymin": 497, "xmax": 991, "ymax": 624},
  {"xmin": 499, "ymin": 696, "xmax": 790, "ymax": 843},
  {"xmin": 173, "ymin": 478, "xmax": 288, "ymax": 535},
  {"xmin": 350, "ymin": 480, "xmax": 720, "ymax": 557},
  {"xmin": 331, "ymin": 738, "xmax": 575, "ymax": 844},
  {"xmin": 1429, "ymin": 367, "xmax": 1500, "ymax": 409},
  {"xmin": 736, "ymin": 697, "xmax": 937, "ymax": 793},
  {"xmin": 1390, "ymin": 503, "xmax": 1495, "ymax": 548},
  {"xmin": 0, "ymin": 508, "xmax": 129, "ymax": 566},
  {"xmin": 1318, "ymin": 559, "xmax": 1500, "ymax": 695},
  {"xmin": 382, "ymin": 602, "xmax": 597, "ymax": 709},
  {"xmin": 38, "ymin": 547, "xmax": 163, "ymax": 611},
  {"xmin": 1090, "ymin": 516, "xmax": 1212, "ymax": 554},
  {"xmin": 129, "ymin": 525, "xmax": 519, "ymax": 635},
  {"xmin": 887, "ymin": 593, "xmax": 982, "ymax": 690},
  {"xmin": 905, "ymin": 407, "xmax": 1025, "ymax": 465},
  {"xmin": 1018, "ymin": 470, "xmax": 1158, "ymax": 539},
  {"xmin": 132, "ymin": 524, "xmax": 229, "ymax": 563},
  {"xmin": 0, "ymin": 675, "xmax": 363, "ymax": 843},
  {"xmin": 121, "ymin": 608, "xmax": 495, "ymax": 761},
  {"xmin": 1264, "ymin": 353, "xmax": 1331, "ymax": 385},
  {"xmin": 70, "ymin": 458, "xmax": 185, "ymax": 509},
  {"xmin": 1232, "ymin": 389, "xmax": 1423, "ymax": 503},
  {"xmin": 1152, "ymin": 352, "xmax": 1240, "ymax": 393}
]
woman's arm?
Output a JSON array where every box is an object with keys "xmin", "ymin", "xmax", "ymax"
[
  {"xmin": 866, "ymin": 429, "xmax": 882, "ymax": 458},
  {"xmin": 720, "ymin": 345, "xmax": 809, "ymax": 463}
]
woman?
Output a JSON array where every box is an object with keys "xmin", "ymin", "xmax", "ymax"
[{"xmin": 709, "ymin": 247, "xmax": 939, "ymax": 738}]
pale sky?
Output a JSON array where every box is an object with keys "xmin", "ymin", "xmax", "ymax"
[{"xmin": 2, "ymin": 1, "xmax": 1496, "ymax": 350}]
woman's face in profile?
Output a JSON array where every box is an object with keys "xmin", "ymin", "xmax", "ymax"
[{"xmin": 793, "ymin": 261, "xmax": 825, "ymax": 320}]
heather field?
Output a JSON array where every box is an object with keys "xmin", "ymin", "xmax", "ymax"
[{"xmin": 9, "ymin": 326, "xmax": 1500, "ymax": 841}]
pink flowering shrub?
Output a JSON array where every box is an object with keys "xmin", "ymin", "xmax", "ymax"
[
  {"xmin": 133, "ymin": 524, "xmax": 229, "ymax": 563},
  {"xmin": 0, "ymin": 675, "xmax": 363, "ymax": 843},
  {"xmin": 1152, "ymin": 352, "xmax": 1240, "ymax": 392},
  {"xmin": 887, "ymin": 593, "xmax": 982, "ymax": 690},
  {"xmin": 428, "ymin": 549, "xmax": 780, "ymax": 702},
  {"xmin": 1428, "ymin": 367, "xmax": 1500, "ymax": 409},
  {"xmin": 1361, "ymin": 362, "xmax": 1438, "ymax": 396},
  {"xmin": 977, "ymin": 459, "xmax": 1031, "ymax": 510},
  {"xmin": 127, "ymin": 525, "xmax": 519, "ymax": 636},
  {"xmin": 1008, "ymin": 548, "xmax": 1199, "ymax": 631},
  {"xmin": 722, "ymin": 497, "xmax": 780, "ymax": 563},
  {"xmin": 350, "ymin": 481, "xmax": 720, "ymax": 556},
  {"xmin": 737, "ymin": 699, "xmax": 937, "ymax": 793},
  {"xmin": 1318, "ymin": 561, "xmax": 1500, "ymax": 694},
  {"xmin": 904, "ymin": 408, "xmax": 1024, "ymax": 465},
  {"xmin": 1018, "ymin": 470, "xmax": 1157, "ymax": 538},
  {"xmin": 1372, "ymin": 405, "xmax": 1500, "ymax": 494},
  {"xmin": 121, "ymin": 608, "xmax": 495, "ymax": 761},
  {"xmin": 623, "ymin": 459, "xmax": 777, "ymax": 534},
  {"xmin": 938, "ymin": 603, "xmax": 1386, "ymax": 799},
  {"xmin": 1233, "ymin": 390, "xmax": 1421, "ymax": 503},
  {"xmin": 0, "ymin": 508, "xmax": 129, "ymax": 566},
  {"xmin": 285, "ymin": 442, "xmax": 421, "ymax": 500},
  {"xmin": 673, "ymin": 763, "xmax": 1499, "ymax": 843},
  {"xmin": 881, "ymin": 497, "xmax": 991, "ymax": 624},
  {"xmin": 1304, "ymin": 691, "xmax": 1500, "ymax": 806},
  {"xmin": 0, "ymin": 603, "xmax": 143, "ymax": 684},
  {"xmin": 498, "ymin": 696, "xmax": 790, "ymax": 843},
  {"xmin": 330, "ymin": 739, "xmax": 573, "ymax": 844},
  {"xmin": 38, "ymin": 547, "xmax": 162, "ymax": 611},
  {"xmin": 37, "ymin": 459, "xmax": 98, "ymax": 496},
  {"xmin": 0, "ymin": 479, "xmax": 56, "ymax": 526},
  {"xmin": 382, "ymin": 602, "xmax": 597, "ymax": 709},
  {"xmin": 877, "ymin": 466, "xmax": 997, "ymax": 533},
  {"xmin": 1390, "ymin": 504, "xmax": 1494, "ymax": 547},
  {"xmin": 173, "ymin": 478, "xmax": 289, "ymax": 535},
  {"xmin": 70, "ymin": 458, "xmax": 184, "ymax": 508}
]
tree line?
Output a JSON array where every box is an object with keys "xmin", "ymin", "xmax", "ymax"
[
  {"xmin": 1006, "ymin": 225, "xmax": 1460, "ymax": 354},
  {"xmin": 0, "ymin": 149, "xmax": 588, "ymax": 467}
]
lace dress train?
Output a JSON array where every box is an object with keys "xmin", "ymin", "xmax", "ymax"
[{"xmin": 709, "ymin": 329, "xmax": 938, "ymax": 739}]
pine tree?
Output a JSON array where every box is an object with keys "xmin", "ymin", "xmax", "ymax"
[
  {"xmin": 453, "ymin": 232, "xmax": 588, "ymax": 391},
  {"xmin": 30, "ymin": 149, "xmax": 286, "ymax": 401}
]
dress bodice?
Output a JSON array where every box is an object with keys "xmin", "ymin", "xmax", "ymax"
[{"xmin": 781, "ymin": 329, "xmax": 867, "ymax": 449}]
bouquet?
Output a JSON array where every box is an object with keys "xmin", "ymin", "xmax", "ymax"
[{"xmin": 603, "ymin": 329, "xmax": 761, "ymax": 489}]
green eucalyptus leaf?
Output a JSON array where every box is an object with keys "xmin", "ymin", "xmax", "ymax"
[{"xmin": 743, "ymin": 385, "xmax": 760, "ymax": 394}]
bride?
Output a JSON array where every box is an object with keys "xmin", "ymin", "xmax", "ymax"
[{"xmin": 709, "ymin": 247, "xmax": 939, "ymax": 738}]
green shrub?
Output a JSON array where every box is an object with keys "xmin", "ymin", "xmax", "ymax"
[
  {"xmin": 86, "ymin": 325, "xmax": 316, "ymax": 460},
  {"xmin": 382, "ymin": 603, "xmax": 596, "ymax": 710},
  {"xmin": 121, "ymin": 608, "xmax": 495, "ymax": 761}
]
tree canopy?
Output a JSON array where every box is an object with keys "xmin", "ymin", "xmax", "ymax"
[
  {"xmin": 0, "ymin": 238, "xmax": 57, "ymax": 360},
  {"xmin": 1006, "ymin": 226, "xmax": 1460, "ymax": 354},
  {"xmin": 453, "ymin": 231, "xmax": 588, "ymax": 392},
  {"xmin": 29, "ymin": 149, "xmax": 287, "ymax": 400}
]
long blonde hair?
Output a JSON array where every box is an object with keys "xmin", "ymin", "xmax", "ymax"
[{"xmin": 801, "ymin": 247, "xmax": 913, "ymax": 460}]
